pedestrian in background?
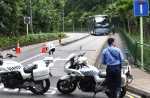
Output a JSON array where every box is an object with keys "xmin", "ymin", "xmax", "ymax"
[
  {"xmin": 124, "ymin": 46, "xmax": 129, "ymax": 60},
  {"xmin": 112, "ymin": 24, "xmax": 115, "ymax": 35},
  {"xmin": 101, "ymin": 38, "xmax": 125, "ymax": 98}
]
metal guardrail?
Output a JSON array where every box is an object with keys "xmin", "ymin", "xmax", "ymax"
[{"xmin": 115, "ymin": 28, "xmax": 150, "ymax": 72}]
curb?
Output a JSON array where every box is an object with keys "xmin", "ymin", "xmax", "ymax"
[
  {"xmin": 127, "ymin": 85, "xmax": 150, "ymax": 98},
  {"xmin": 94, "ymin": 39, "xmax": 108, "ymax": 67},
  {"xmin": 60, "ymin": 35, "xmax": 90, "ymax": 46}
]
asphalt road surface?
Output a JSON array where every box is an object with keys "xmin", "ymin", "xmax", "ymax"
[{"xmin": 0, "ymin": 33, "xmax": 139, "ymax": 98}]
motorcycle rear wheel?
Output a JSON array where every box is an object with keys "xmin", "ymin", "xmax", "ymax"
[
  {"xmin": 57, "ymin": 79, "xmax": 77, "ymax": 94},
  {"xmin": 30, "ymin": 79, "xmax": 50, "ymax": 95},
  {"xmin": 105, "ymin": 86, "xmax": 126, "ymax": 98}
]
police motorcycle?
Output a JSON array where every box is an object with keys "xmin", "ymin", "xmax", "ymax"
[
  {"xmin": 57, "ymin": 52, "xmax": 133, "ymax": 98},
  {"xmin": 0, "ymin": 53, "xmax": 50, "ymax": 95},
  {"xmin": 33, "ymin": 43, "xmax": 56, "ymax": 76}
]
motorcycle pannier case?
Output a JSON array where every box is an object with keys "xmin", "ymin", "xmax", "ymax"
[{"xmin": 33, "ymin": 67, "xmax": 49, "ymax": 81}]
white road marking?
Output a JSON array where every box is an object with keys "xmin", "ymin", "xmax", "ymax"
[
  {"xmin": 53, "ymin": 53, "xmax": 76, "ymax": 62},
  {"xmin": 14, "ymin": 88, "xmax": 19, "ymax": 92},
  {"xmin": 20, "ymin": 90, "xmax": 56, "ymax": 95},
  {"xmin": 3, "ymin": 88, "xmax": 19, "ymax": 92},
  {"xmin": 1, "ymin": 86, "xmax": 57, "ymax": 95},
  {"xmin": 3, "ymin": 88, "xmax": 16, "ymax": 92},
  {"xmin": 20, "ymin": 90, "xmax": 31, "ymax": 93},
  {"xmin": 50, "ymin": 87, "xmax": 57, "ymax": 90},
  {"xmin": 0, "ymin": 85, "xmax": 4, "ymax": 89},
  {"xmin": 20, "ymin": 53, "xmax": 44, "ymax": 64},
  {"xmin": 53, "ymin": 57, "xmax": 61, "ymax": 62},
  {"xmin": 46, "ymin": 90, "xmax": 56, "ymax": 95},
  {"xmin": 20, "ymin": 52, "xmax": 75, "ymax": 64}
]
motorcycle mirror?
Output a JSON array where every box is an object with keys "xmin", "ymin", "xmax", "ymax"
[
  {"xmin": 49, "ymin": 51, "xmax": 51, "ymax": 55},
  {"xmin": 49, "ymin": 48, "xmax": 55, "ymax": 55}
]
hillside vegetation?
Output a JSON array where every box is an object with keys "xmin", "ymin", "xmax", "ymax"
[{"xmin": 0, "ymin": 0, "xmax": 150, "ymax": 43}]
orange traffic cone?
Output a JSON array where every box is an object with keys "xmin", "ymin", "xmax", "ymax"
[
  {"xmin": 41, "ymin": 42, "xmax": 46, "ymax": 53},
  {"xmin": 16, "ymin": 41, "xmax": 21, "ymax": 54}
]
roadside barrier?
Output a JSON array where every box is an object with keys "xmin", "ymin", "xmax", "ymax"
[{"xmin": 115, "ymin": 28, "xmax": 150, "ymax": 71}]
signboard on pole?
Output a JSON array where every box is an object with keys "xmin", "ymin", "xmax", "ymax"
[
  {"xmin": 134, "ymin": 0, "xmax": 149, "ymax": 16},
  {"xmin": 24, "ymin": 17, "xmax": 31, "ymax": 24},
  {"xmin": 133, "ymin": 0, "xmax": 149, "ymax": 69},
  {"xmin": 24, "ymin": 17, "xmax": 30, "ymax": 35}
]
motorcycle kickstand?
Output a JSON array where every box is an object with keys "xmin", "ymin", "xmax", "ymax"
[
  {"xmin": 18, "ymin": 88, "xmax": 21, "ymax": 94},
  {"xmin": 93, "ymin": 92, "xmax": 97, "ymax": 98}
]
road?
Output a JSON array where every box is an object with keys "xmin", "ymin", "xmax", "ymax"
[{"xmin": 0, "ymin": 33, "xmax": 139, "ymax": 98}]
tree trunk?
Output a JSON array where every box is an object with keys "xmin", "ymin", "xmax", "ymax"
[
  {"xmin": 124, "ymin": 22, "xmax": 126, "ymax": 32},
  {"xmin": 81, "ymin": 22, "xmax": 82, "ymax": 32},
  {"xmin": 73, "ymin": 23, "xmax": 75, "ymax": 32}
]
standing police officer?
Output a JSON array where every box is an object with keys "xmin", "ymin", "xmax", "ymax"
[
  {"xmin": 112, "ymin": 24, "xmax": 115, "ymax": 35},
  {"xmin": 101, "ymin": 38, "xmax": 125, "ymax": 98}
]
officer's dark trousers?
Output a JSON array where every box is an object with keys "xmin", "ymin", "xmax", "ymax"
[{"xmin": 106, "ymin": 65, "xmax": 121, "ymax": 98}]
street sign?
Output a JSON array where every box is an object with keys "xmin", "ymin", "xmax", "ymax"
[
  {"xmin": 134, "ymin": 0, "xmax": 149, "ymax": 16},
  {"xmin": 24, "ymin": 17, "xmax": 30, "ymax": 24},
  {"xmin": 24, "ymin": 17, "xmax": 30, "ymax": 35},
  {"xmin": 133, "ymin": 0, "xmax": 149, "ymax": 69}
]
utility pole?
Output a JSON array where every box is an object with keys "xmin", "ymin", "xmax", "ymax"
[
  {"xmin": 30, "ymin": 0, "xmax": 33, "ymax": 33},
  {"xmin": 63, "ymin": 1, "xmax": 65, "ymax": 33},
  {"xmin": 140, "ymin": 16, "xmax": 144, "ymax": 69},
  {"xmin": 133, "ymin": 0, "xmax": 149, "ymax": 69}
]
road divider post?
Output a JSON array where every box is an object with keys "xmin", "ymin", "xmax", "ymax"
[
  {"xmin": 16, "ymin": 41, "xmax": 21, "ymax": 54},
  {"xmin": 41, "ymin": 42, "xmax": 47, "ymax": 53}
]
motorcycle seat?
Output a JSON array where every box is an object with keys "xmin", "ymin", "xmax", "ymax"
[
  {"xmin": 24, "ymin": 64, "xmax": 37, "ymax": 73},
  {"xmin": 99, "ymin": 72, "xmax": 106, "ymax": 78}
]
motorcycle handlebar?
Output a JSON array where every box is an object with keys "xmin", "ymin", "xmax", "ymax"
[
  {"xmin": 78, "ymin": 52, "xmax": 86, "ymax": 57},
  {"xmin": 6, "ymin": 53, "xmax": 17, "ymax": 59}
]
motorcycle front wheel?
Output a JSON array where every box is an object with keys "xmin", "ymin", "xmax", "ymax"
[
  {"xmin": 30, "ymin": 79, "xmax": 50, "ymax": 95},
  {"xmin": 57, "ymin": 79, "xmax": 77, "ymax": 94},
  {"xmin": 105, "ymin": 86, "xmax": 126, "ymax": 98}
]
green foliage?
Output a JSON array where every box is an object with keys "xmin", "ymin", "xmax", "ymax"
[
  {"xmin": 0, "ymin": 0, "xmax": 121, "ymax": 36},
  {"xmin": 0, "ymin": 0, "xmax": 64, "ymax": 36},
  {"xmin": 1, "ymin": 0, "xmax": 149, "ymax": 42},
  {"xmin": 104, "ymin": 0, "xmax": 150, "ymax": 43},
  {"xmin": 0, "ymin": 33, "xmax": 66, "ymax": 48}
]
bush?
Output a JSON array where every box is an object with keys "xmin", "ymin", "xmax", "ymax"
[{"xmin": 0, "ymin": 33, "xmax": 66, "ymax": 48}]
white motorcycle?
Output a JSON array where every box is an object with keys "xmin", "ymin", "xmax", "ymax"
[
  {"xmin": 0, "ymin": 53, "xmax": 50, "ymax": 95},
  {"xmin": 57, "ymin": 52, "xmax": 133, "ymax": 98},
  {"xmin": 33, "ymin": 43, "xmax": 56, "ymax": 76},
  {"xmin": 33, "ymin": 55, "xmax": 54, "ymax": 76}
]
